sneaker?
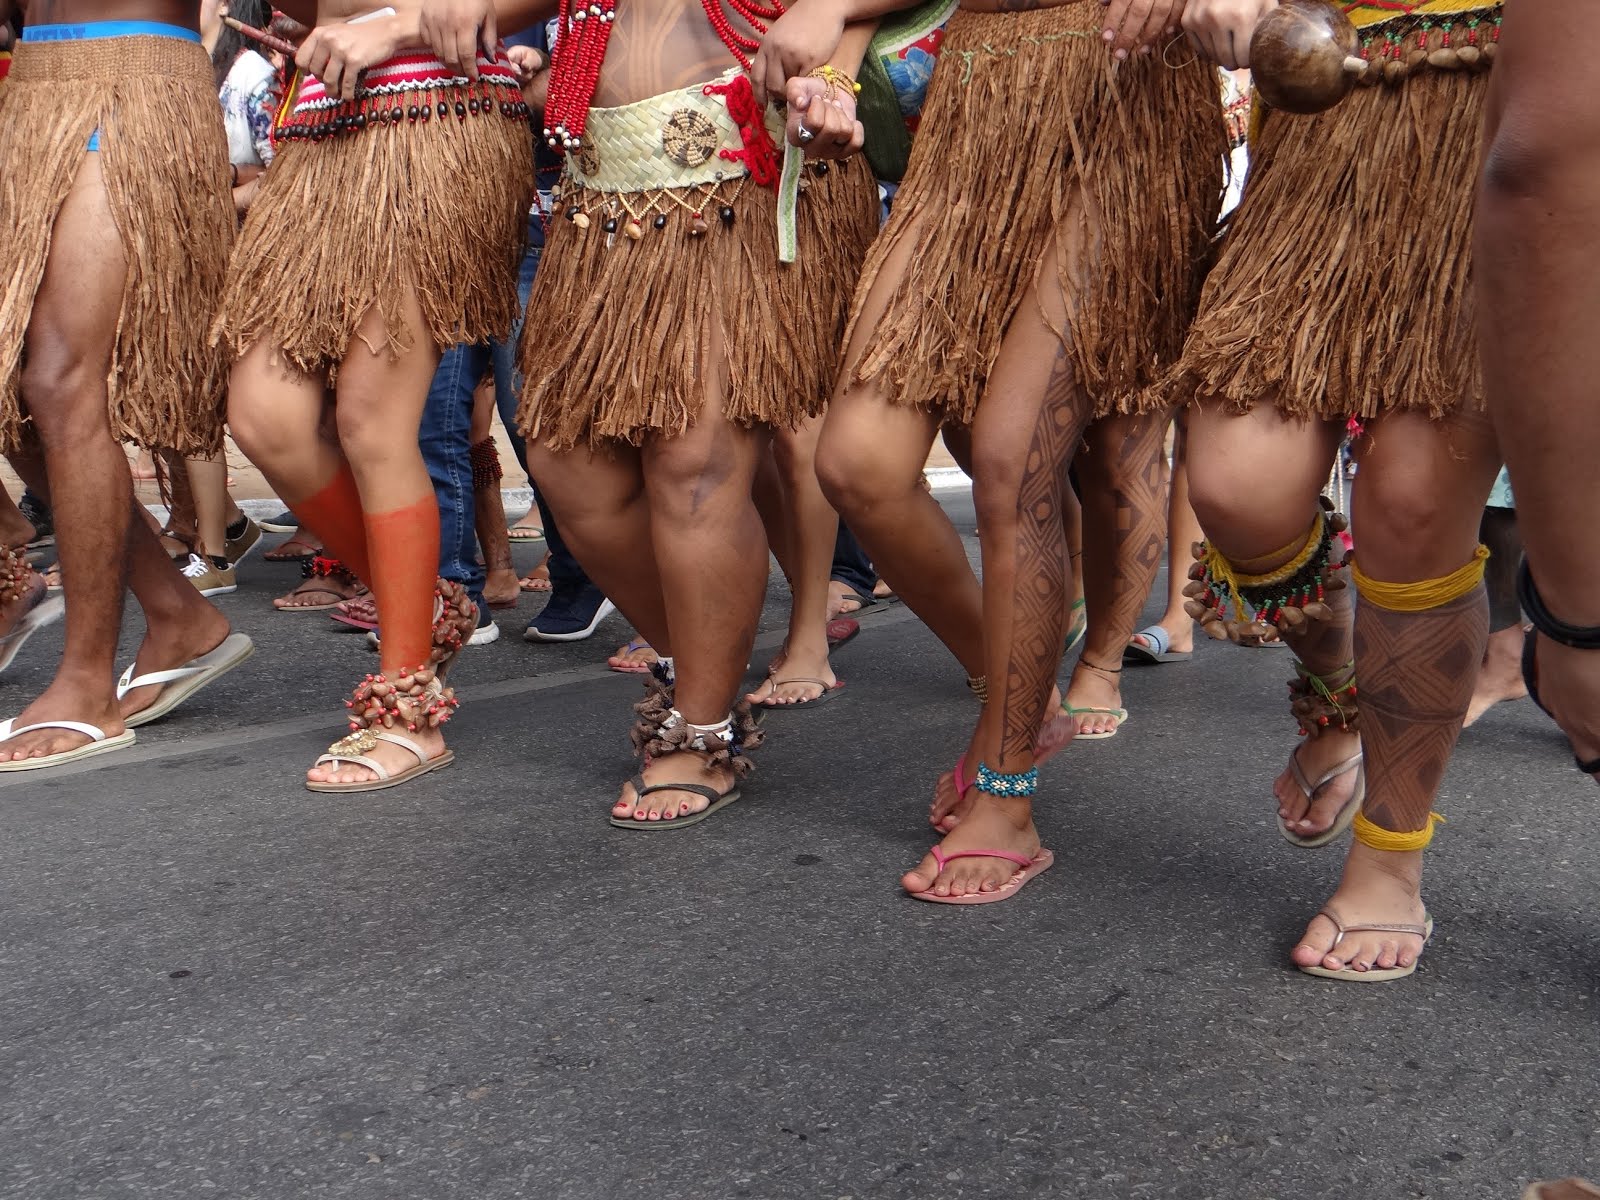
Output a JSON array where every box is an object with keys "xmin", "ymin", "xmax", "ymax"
[
  {"xmin": 524, "ymin": 584, "xmax": 616, "ymax": 642},
  {"xmin": 366, "ymin": 607, "xmax": 501, "ymax": 649},
  {"xmin": 259, "ymin": 509, "xmax": 298, "ymax": 534},
  {"xmin": 180, "ymin": 553, "xmax": 237, "ymax": 597},
  {"xmin": 19, "ymin": 491, "xmax": 53, "ymax": 549},
  {"xmin": 224, "ymin": 514, "xmax": 263, "ymax": 565}
]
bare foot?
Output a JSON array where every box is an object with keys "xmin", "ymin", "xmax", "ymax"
[
  {"xmin": 1275, "ymin": 728, "xmax": 1362, "ymax": 838},
  {"xmin": 930, "ymin": 686, "xmax": 1071, "ymax": 832},
  {"xmin": 612, "ymin": 748, "xmax": 735, "ymax": 823},
  {"xmin": 306, "ymin": 724, "xmax": 448, "ymax": 786},
  {"xmin": 273, "ymin": 573, "xmax": 364, "ymax": 611},
  {"xmin": 117, "ymin": 607, "xmax": 233, "ymax": 721},
  {"xmin": 902, "ymin": 791, "xmax": 1041, "ymax": 899},
  {"xmin": 0, "ymin": 680, "xmax": 126, "ymax": 764},
  {"xmin": 509, "ymin": 508, "xmax": 544, "ymax": 539},
  {"xmin": 745, "ymin": 642, "xmax": 838, "ymax": 706},
  {"xmin": 519, "ymin": 553, "xmax": 552, "ymax": 593},
  {"xmin": 827, "ymin": 579, "xmax": 863, "ymax": 618},
  {"xmin": 0, "ymin": 512, "xmax": 36, "ymax": 550},
  {"xmin": 1063, "ymin": 661, "xmax": 1125, "ymax": 737},
  {"xmin": 872, "ymin": 578, "xmax": 894, "ymax": 601},
  {"xmin": 1127, "ymin": 613, "xmax": 1195, "ymax": 658},
  {"xmin": 1464, "ymin": 624, "xmax": 1529, "ymax": 728},
  {"xmin": 607, "ymin": 638, "xmax": 658, "ymax": 673},
  {"xmin": 483, "ymin": 566, "xmax": 520, "ymax": 609},
  {"xmin": 1290, "ymin": 841, "xmax": 1427, "ymax": 975}
]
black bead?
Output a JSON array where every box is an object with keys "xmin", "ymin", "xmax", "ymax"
[
  {"xmin": 408, "ymin": 105, "xmax": 419, "ymax": 121},
  {"xmin": 391, "ymin": 107, "xmax": 403, "ymax": 123},
  {"xmin": 438, "ymin": 102, "xmax": 449, "ymax": 119},
  {"xmin": 469, "ymin": 98, "xmax": 480, "ymax": 114},
  {"xmin": 455, "ymin": 102, "xmax": 467, "ymax": 119},
  {"xmin": 718, "ymin": 205, "xmax": 735, "ymax": 225},
  {"xmin": 813, "ymin": 161, "xmax": 830, "ymax": 176},
  {"xmin": 652, "ymin": 214, "xmax": 668, "ymax": 230},
  {"xmin": 566, "ymin": 206, "xmax": 580, "ymax": 222},
  {"xmin": 602, "ymin": 217, "xmax": 618, "ymax": 233},
  {"xmin": 356, "ymin": 113, "xmax": 369, "ymax": 129}
]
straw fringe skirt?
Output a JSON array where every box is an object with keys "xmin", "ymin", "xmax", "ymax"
[
  {"xmin": 845, "ymin": 3, "xmax": 1227, "ymax": 424},
  {"xmin": 519, "ymin": 157, "xmax": 881, "ymax": 452},
  {"xmin": 0, "ymin": 36, "xmax": 232, "ymax": 455},
  {"xmin": 1169, "ymin": 67, "xmax": 1488, "ymax": 420},
  {"xmin": 214, "ymin": 79, "xmax": 534, "ymax": 374}
]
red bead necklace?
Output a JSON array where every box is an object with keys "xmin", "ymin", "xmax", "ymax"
[{"xmin": 543, "ymin": 0, "xmax": 786, "ymax": 153}]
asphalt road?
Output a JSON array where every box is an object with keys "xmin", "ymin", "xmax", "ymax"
[{"xmin": 2, "ymin": 492, "xmax": 1595, "ymax": 1199}]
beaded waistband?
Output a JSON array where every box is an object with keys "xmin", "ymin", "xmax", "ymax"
[
  {"xmin": 279, "ymin": 49, "xmax": 528, "ymax": 141},
  {"xmin": 565, "ymin": 70, "xmax": 785, "ymax": 194}
]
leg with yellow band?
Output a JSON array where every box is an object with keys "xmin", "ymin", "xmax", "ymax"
[
  {"xmin": 1293, "ymin": 549, "xmax": 1490, "ymax": 983},
  {"xmin": 1186, "ymin": 501, "xmax": 1365, "ymax": 844}
]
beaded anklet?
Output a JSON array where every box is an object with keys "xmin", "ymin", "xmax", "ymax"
[
  {"xmin": 631, "ymin": 699, "xmax": 764, "ymax": 777},
  {"xmin": 0, "ymin": 545, "xmax": 33, "ymax": 605},
  {"xmin": 974, "ymin": 763, "xmax": 1039, "ymax": 797},
  {"xmin": 1288, "ymin": 659, "xmax": 1359, "ymax": 738}
]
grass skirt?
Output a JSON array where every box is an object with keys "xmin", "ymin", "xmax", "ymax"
[
  {"xmin": 0, "ymin": 36, "xmax": 232, "ymax": 454},
  {"xmin": 1169, "ymin": 67, "xmax": 1488, "ymax": 420},
  {"xmin": 214, "ymin": 55, "xmax": 534, "ymax": 374},
  {"xmin": 845, "ymin": 3, "xmax": 1227, "ymax": 424},
  {"xmin": 518, "ymin": 103, "xmax": 880, "ymax": 451}
]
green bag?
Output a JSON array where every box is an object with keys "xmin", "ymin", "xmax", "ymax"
[{"xmin": 857, "ymin": 0, "xmax": 958, "ymax": 182}]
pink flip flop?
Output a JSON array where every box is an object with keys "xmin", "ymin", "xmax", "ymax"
[{"xmin": 908, "ymin": 846, "xmax": 1055, "ymax": 906}]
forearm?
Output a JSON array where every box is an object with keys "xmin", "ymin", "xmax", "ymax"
[
  {"xmin": 494, "ymin": 0, "xmax": 561, "ymax": 36},
  {"xmin": 827, "ymin": 18, "xmax": 879, "ymax": 75}
]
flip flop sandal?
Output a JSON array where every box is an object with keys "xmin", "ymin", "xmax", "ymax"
[
  {"xmin": 0, "ymin": 591, "xmax": 64, "ymax": 675},
  {"xmin": 832, "ymin": 588, "xmax": 880, "ymax": 617},
  {"xmin": 608, "ymin": 638, "xmax": 658, "ymax": 674},
  {"xmin": 0, "ymin": 718, "xmax": 136, "ymax": 772},
  {"xmin": 609, "ymin": 773, "xmax": 741, "ymax": 829},
  {"xmin": 1297, "ymin": 907, "xmax": 1434, "ymax": 983},
  {"xmin": 263, "ymin": 539, "xmax": 321, "ymax": 562},
  {"xmin": 275, "ymin": 583, "xmax": 365, "ymax": 613},
  {"xmin": 1123, "ymin": 623, "xmax": 1192, "ymax": 665},
  {"xmin": 520, "ymin": 571, "xmax": 553, "ymax": 593},
  {"xmin": 306, "ymin": 729, "xmax": 455, "ymax": 793},
  {"xmin": 826, "ymin": 617, "xmax": 860, "ymax": 649},
  {"xmin": 508, "ymin": 524, "xmax": 545, "ymax": 542},
  {"xmin": 329, "ymin": 597, "xmax": 381, "ymax": 630},
  {"xmin": 753, "ymin": 677, "xmax": 846, "ymax": 710},
  {"xmin": 1063, "ymin": 599, "xmax": 1087, "ymax": 656},
  {"xmin": 908, "ymin": 847, "xmax": 1055, "ymax": 906},
  {"xmin": 116, "ymin": 632, "xmax": 256, "ymax": 729},
  {"xmin": 1279, "ymin": 749, "xmax": 1364, "ymax": 848},
  {"xmin": 1063, "ymin": 706, "xmax": 1128, "ymax": 741}
]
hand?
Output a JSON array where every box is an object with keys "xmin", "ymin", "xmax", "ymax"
[
  {"xmin": 507, "ymin": 44, "xmax": 550, "ymax": 110},
  {"xmin": 295, "ymin": 18, "xmax": 406, "ymax": 100},
  {"xmin": 784, "ymin": 74, "xmax": 863, "ymax": 161},
  {"xmin": 418, "ymin": 0, "xmax": 497, "ymax": 81},
  {"xmin": 750, "ymin": 0, "xmax": 847, "ymax": 108},
  {"xmin": 1099, "ymin": 0, "xmax": 1185, "ymax": 60},
  {"xmin": 1181, "ymin": 0, "xmax": 1277, "ymax": 70}
]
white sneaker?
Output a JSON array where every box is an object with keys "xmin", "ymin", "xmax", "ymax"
[
  {"xmin": 366, "ymin": 615, "xmax": 500, "ymax": 649},
  {"xmin": 180, "ymin": 553, "xmax": 237, "ymax": 597}
]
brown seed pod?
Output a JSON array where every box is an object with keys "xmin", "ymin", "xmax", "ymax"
[
  {"xmin": 1191, "ymin": 541, "xmax": 1208, "ymax": 561},
  {"xmin": 1249, "ymin": 0, "xmax": 1366, "ymax": 115},
  {"xmin": 1182, "ymin": 580, "xmax": 1209, "ymax": 599},
  {"xmin": 1184, "ymin": 600, "xmax": 1211, "ymax": 622}
]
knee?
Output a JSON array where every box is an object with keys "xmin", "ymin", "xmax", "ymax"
[
  {"xmin": 18, "ymin": 346, "xmax": 107, "ymax": 444},
  {"xmin": 1351, "ymin": 472, "xmax": 1462, "ymax": 577},
  {"xmin": 815, "ymin": 430, "xmax": 901, "ymax": 519},
  {"xmin": 334, "ymin": 396, "xmax": 405, "ymax": 464},
  {"xmin": 968, "ymin": 442, "xmax": 1030, "ymax": 530},
  {"xmin": 227, "ymin": 385, "xmax": 297, "ymax": 469}
]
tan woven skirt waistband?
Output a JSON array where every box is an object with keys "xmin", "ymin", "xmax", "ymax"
[{"xmin": 8, "ymin": 35, "xmax": 212, "ymax": 84}]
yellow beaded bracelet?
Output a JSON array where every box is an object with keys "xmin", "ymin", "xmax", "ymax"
[{"xmin": 809, "ymin": 65, "xmax": 862, "ymax": 98}]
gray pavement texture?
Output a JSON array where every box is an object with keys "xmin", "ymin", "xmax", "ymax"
[{"xmin": 2, "ymin": 492, "xmax": 1597, "ymax": 1200}]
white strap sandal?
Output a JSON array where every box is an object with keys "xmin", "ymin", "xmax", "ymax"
[
  {"xmin": 0, "ymin": 717, "xmax": 136, "ymax": 772},
  {"xmin": 116, "ymin": 632, "xmax": 255, "ymax": 729},
  {"xmin": 306, "ymin": 728, "xmax": 455, "ymax": 794}
]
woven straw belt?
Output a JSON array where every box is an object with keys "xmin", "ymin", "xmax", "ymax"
[{"xmin": 569, "ymin": 71, "xmax": 784, "ymax": 194}]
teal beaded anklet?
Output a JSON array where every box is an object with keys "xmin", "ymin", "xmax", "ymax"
[{"xmin": 975, "ymin": 763, "xmax": 1039, "ymax": 797}]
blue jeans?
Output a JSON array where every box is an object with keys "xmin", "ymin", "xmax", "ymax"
[{"xmin": 420, "ymin": 340, "xmax": 493, "ymax": 613}]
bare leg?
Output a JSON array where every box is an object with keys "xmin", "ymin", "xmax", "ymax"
[
  {"xmin": 184, "ymin": 453, "xmax": 231, "ymax": 560},
  {"xmin": 902, "ymin": 247, "xmax": 1095, "ymax": 898},
  {"xmin": 1476, "ymin": 1, "xmax": 1600, "ymax": 777},
  {"xmin": 470, "ymin": 375, "xmax": 519, "ymax": 608},
  {"xmin": 1291, "ymin": 409, "xmax": 1499, "ymax": 974},
  {"xmin": 819, "ymin": 214, "xmax": 984, "ymax": 678},
  {"xmin": 748, "ymin": 415, "xmax": 840, "ymax": 705},
  {"xmin": 1130, "ymin": 414, "xmax": 1200, "ymax": 657},
  {"xmin": 1464, "ymin": 504, "xmax": 1528, "ymax": 726},
  {"xmin": 1064, "ymin": 409, "xmax": 1170, "ymax": 734},
  {"xmin": 0, "ymin": 484, "xmax": 35, "ymax": 548},
  {"xmin": 1187, "ymin": 402, "xmax": 1357, "ymax": 837}
]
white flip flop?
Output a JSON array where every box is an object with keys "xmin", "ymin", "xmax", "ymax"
[
  {"xmin": 116, "ymin": 632, "xmax": 256, "ymax": 729},
  {"xmin": 0, "ymin": 718, "xmax": 136, "ymax": 772}
]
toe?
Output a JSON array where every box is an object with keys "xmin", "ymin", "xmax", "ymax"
[
  {"xmin": 1290, "ymin": 914, "xmax": 1338, "ymax": 968},
  {"xmin": 901, "ymin": 853, "xmax": 940, "ymax": 895}
]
